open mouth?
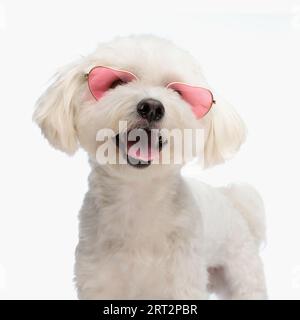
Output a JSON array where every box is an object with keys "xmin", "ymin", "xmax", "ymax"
[{"xmin": 115, "ymin": 128, "xmax": 166, "ymax": 168}]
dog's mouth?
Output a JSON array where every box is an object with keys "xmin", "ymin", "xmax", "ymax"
[{"xmin": 115, "ymin": 128, "xmax": 166, "ymax": 168}]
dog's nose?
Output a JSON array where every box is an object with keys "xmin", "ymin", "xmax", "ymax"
[{"xmin": 137, "ymin": 98, "xmax": 165, "ymax": 122}]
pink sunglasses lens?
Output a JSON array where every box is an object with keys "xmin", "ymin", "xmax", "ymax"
[
  {"xmin": 168, "ymin": 83, "xmax": 214, "ymax": 118},
  {"xmin": 88, "ymin": 66, "xmax": 137, "ymax": 100}
]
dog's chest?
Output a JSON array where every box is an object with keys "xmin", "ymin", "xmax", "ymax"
[
  {"xmin": 93, "ymin": 180, "xmax": 194, "ymax": 254},
  {"xmin": 104, "ymin": 185, "xmax": 173, "ymax": 233}
]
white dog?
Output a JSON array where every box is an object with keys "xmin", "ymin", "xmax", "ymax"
[{"xmin": 33, "ymin": 35, "xmax": 267, "ymax": 299}]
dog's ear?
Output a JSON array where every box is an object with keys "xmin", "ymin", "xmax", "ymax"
[
  {"xmin": 33, "ymin": 61, "xmax": 83, "ymax": 154},
  {"xmin": 203, "ymin": 96, "xmax": 247, "ymax": 167}
]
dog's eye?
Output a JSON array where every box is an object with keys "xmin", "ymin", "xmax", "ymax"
[
  {"xmin": 167, "ymin": 82, "xmax": 214, "ymax": 119},
  {"xmin": 110, "ymin": 79, "xmax": 127, "ymax": 89},
  {"xmin": 87, "ymin": 66, "xmax": 138, "ymax": 100},
  {"xmin": 171, "ymin": 88, "xmax": 182, "ymax": 96}
]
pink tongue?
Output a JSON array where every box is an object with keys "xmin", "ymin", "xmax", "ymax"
[{"xmin": 127, "ymin": 142, "xmax": 159, "ymax": 162}]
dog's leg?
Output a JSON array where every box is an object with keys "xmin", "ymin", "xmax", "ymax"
[
  {"xmin": 160, "ymin": 250, "xmax": 209, "ymax": 300},
  {"xmin": 169, "ymin": 264, "xmax": 209, "ymax": 300},
  {"xmin": 221, "ymin": 242, "xmax": 267, "ymax": 300},
  {"xmin": 215, "ymin": 184, "xmax": 267, "ymax": 299}
]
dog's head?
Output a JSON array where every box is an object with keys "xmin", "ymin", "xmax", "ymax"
[{"xmin": 33, "ymin": 35, "xmax": 246, "ymax": 172}]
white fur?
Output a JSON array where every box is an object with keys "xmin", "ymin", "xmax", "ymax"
[{"xmin": 33, "ymin": 35, "xmax": 266, "ymax": 299}]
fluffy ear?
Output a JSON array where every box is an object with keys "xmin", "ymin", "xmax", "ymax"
[
  {"xmin": 33, "ymin": 62, "xmax": 83, "ymax": 154},
  {"xmin": 204, "ymin": 97, "xmax": 247, "ymax": 167}
]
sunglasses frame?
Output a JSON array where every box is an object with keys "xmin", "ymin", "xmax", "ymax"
[
  {"xmin": 86, "ymin": 66, "xmax": 139, "ymax": 100},
  {"xmin": 166, "ymin": 81, "xmax": 216, "ymax": 108},
  {"xmin": 85, "ymin": 66, "xmax": 216, "ymax": 115}
]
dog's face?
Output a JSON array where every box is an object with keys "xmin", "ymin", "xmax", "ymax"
[{"xmin": 34, "ymin": 35, "xmax": 246, "ymax": 173}]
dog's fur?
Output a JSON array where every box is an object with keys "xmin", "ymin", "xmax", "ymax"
[{"xmin": 33, "ymin": 35, "xmax": 267, "ymax": 299}]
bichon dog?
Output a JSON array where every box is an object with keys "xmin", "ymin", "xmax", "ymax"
[{"xmin": 33, "ymin": 35, "xmax": 267, "ymax": 299}]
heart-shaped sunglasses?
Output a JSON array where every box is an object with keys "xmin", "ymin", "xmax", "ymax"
[{"xmin": 86, "ymin": 66, "xmax": 215, "ymax": 119}]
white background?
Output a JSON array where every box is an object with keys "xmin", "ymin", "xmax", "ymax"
[{"xmin": 0, "ymin": 0, "xmax": 300, "ymax": 299}]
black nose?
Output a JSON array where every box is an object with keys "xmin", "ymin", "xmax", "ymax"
[{"xmin": 137, "ymin": 98, "xmax": 165, "ymax": 122}]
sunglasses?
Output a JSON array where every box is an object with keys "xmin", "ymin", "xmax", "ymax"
[{"xmin": 86, "ymin": 66, "xmax": 215, "ymax": 119}]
